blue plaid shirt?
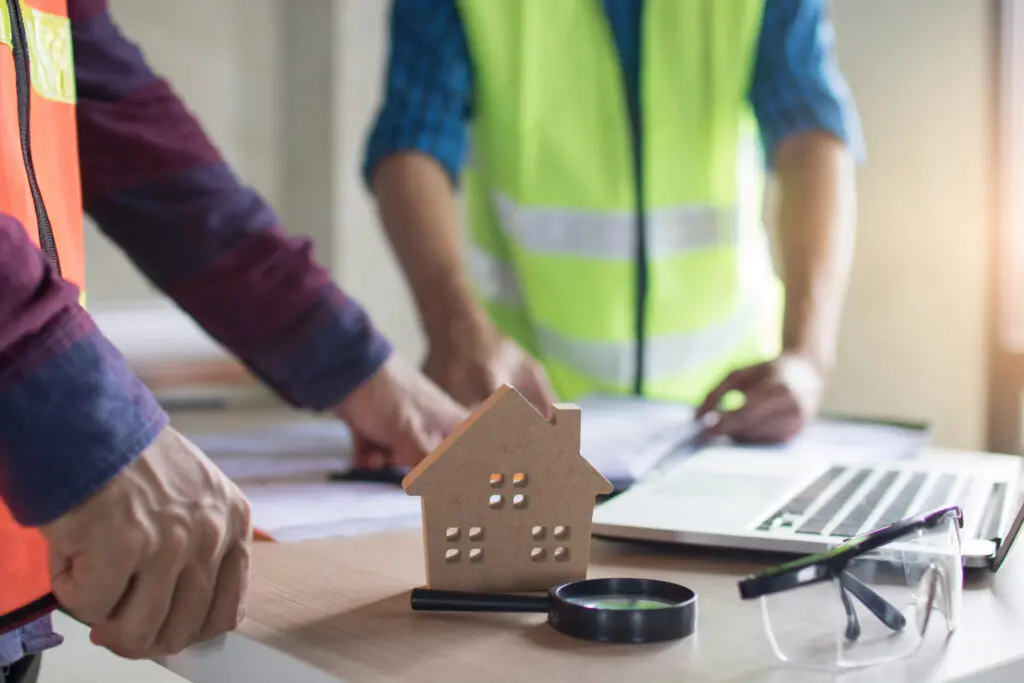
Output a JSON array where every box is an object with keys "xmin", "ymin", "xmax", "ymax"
[{"xmin": 364, "ymin": 0, "xmax": 864, "ymax": 184}]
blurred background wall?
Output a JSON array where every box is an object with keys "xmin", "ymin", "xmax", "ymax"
[{"xmin": 87, "ymin": 0, "xmax": 1000, "ymax": 451}]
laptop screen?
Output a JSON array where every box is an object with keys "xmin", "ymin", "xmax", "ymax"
[{"xmin": 991, "ymin": 495, "xmax": 1024, "ymax": 572}]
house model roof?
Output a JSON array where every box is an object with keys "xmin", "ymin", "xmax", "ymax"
[{"xmin": 402, "ymin": 384, "xmax": 612, "ymax": 496}]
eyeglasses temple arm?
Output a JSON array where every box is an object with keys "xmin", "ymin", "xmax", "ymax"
[
  {"xmin": 838, "ymin": 583, "xmax": 862, "ymax": 641},
  {"xmin": 839, "ymin": 571, "xmax": 907, "ymax": 633}
]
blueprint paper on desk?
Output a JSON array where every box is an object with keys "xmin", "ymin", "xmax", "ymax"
[
  {"xmin": 185, "ymin": 399, "xmax": 927, "ymax": 543},
  {"xmin": 189, "ymin": 420, "xmax": 354, "ymax": 481},
  {"xmin": 187, "ymin": 401, "xmax": 926, "ymax": 483},
  {"xmin": 241, "ymin": 481, "xmax": 422, "ymax": 542},
  {"xmin": 577, "ymin": 395, "xmax": 698, "ymax": 481},
  {"xmin": 187, "ymin": 397, "xmax": 697, "ymax": 485},
  {"xmin": 183, "ymin": 397, "xmax": 698, "ymax": 542},
  {"xmin": 726, "ymin": 415, "xmax": 930, "ymax": 462},
  {"xmin": 190, "ymin": 423, "xmax": 420, "ymax": 541},
  {"xmin": 576, "ymin": 397, "xmax": 932, "ymax": 479}
]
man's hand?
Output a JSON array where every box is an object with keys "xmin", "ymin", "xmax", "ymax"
[
  {"xmin": 369, "ymin": 154, "xmax": 557, "ymax": 417},
  {"xmin": 423, "ymin": 333, "xmax": 557, "ymax": 417},
  {"xmin": 694, "ymin": 354, "xmax": 824, "ymax": 444},
  {"xmin": 41, "ymin": 426, "xmax": 253, "ymax": 659},
  {"xmin": 334, "ymin": 354, "xmax": 470, "ymax": 468}
]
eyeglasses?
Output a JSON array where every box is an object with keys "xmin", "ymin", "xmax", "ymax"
[{"xmin": 737, "ymin": 505, "xmax": 963, "ymax": 671}]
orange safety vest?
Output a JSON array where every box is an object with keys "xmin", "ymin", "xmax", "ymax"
[{"xmin": 0, "ymin": 0, "xmax": 84, "ymax": 633}]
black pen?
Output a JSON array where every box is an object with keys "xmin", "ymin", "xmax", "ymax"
[{"xmin": 328, "ymin": 466, "xmax": 408, "ymax": 485}]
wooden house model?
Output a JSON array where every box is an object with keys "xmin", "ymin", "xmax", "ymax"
[{"xmin": 402, "ymin": 385, "xmax": 613, "ymax": 592}]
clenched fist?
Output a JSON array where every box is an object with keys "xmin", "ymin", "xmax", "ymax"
[{"xmin": 41, "ymin": 426, "xmax": 253, "ymax": 659}]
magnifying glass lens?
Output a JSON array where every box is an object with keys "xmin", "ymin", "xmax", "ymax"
[{"xmin": 567, "ymin": 594, "xmax": 679, "ymax": 610}]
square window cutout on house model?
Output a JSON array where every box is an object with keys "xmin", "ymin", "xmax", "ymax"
[{"xmin": 403, "ymin": 385, "xmax": 614, "ymax": 593}]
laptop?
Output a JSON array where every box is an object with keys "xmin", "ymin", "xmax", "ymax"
[{"xmin": 591, "ymin": 440, "xmax": 1024, "ymax": 569}]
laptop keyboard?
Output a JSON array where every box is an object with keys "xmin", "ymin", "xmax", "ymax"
[
  {"xmin": 872, "ymin": 472, "xmax": 928, "ymax": 528},
  {"xmin": 919, "ymin": 473, "xmax": 957, "ymax": 514},
  {"xmin": 756, "ymin": 466, "xmax": 977, "ymax": 539},
  {"xmin": 754, "ymin": 466, "xmax": 846, "ymax": 530},
  {"xmin": 795, "ymin": 469, "xmax": 872, "ymax": 535},
  {"xmin": 828, "ymin": 470, "xmax": 901, "ymax": 538}
]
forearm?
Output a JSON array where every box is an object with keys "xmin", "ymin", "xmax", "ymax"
[
  {"xmin": 83, "ymin": 135, "xmax": 392, "ymax": 411},
  {"xmin": 74, "ymin": 7, "xmax": 391, "ymax": 410},
  {"xmin": 774, "ymin": 132, "xmax": 857, "ymax": 371},
  {"xmin": 372, "ymin": 153, "xmax": 492, "ymax": 350},
  {"xmin": 152, "ymin": 221, "xmax": 393, "ymax": 410},
  {"xmin": 0, "ymin": 215, "xmax": 165, "ymax": 526}
]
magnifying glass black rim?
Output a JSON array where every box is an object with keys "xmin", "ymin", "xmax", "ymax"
[{"xmin": 548, "ymin": 577, "xmax": 697, "ymax": 644}]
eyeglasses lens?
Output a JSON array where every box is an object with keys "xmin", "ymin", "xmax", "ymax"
[{"xmin": 759, "ymin": 511, "xmax": 962, "ymax": 670}]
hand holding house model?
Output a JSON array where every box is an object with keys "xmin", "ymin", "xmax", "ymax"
[{"xmin": 402, "ymin": 385, "xmax": 614, "ymax": 593}]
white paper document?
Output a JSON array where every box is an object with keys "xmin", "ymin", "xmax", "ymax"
[
  {"xmin": 577, "ymin": 395, "xmax": 698, "ymax": 480},
  {"xmin": 189, "ymin": 420, "xmax": 352, "ymax": 481},
  {"xmin": 188, "ymin": 397, "xmax": 697, "ymax": 484},
  {"xmin": 726, "ymin": 416, "xmax": 929, "ymax": 462},
  {"xmin": 241, "ymin": 481, "xmax": 422, "ymax": 542},
  {"xmin": 184, "ymin": 397, "xmax": 698, "ymax": 542},
  {"xmin": 184, "ymin": 397, "xmax": 927, "ymax": 543}
]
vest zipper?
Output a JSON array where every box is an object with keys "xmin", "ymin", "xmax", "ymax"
[
  {"xmin": 630, "ymin": 15, "xmax": 647, "ymax": 397},
  {"xmin": 6, "ymin": 0, "xmax": 61, "ymax": 276},
  {"xmin": 633, "ymin": 142, "xmax": 647, "ymax": 395}
]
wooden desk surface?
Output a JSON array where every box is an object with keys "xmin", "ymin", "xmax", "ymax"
[
  {"xmin": 159, "ymin": 408, "xmax": 1024, "ymax": 682},
  {"xmin": 230, "ymin": 526, "xmax": 1024, "ymax": 683}
]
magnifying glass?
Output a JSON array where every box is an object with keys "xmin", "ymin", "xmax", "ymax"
[{"xmin": 410, "ymin": 577, "xmax": 697, "ymax": 644}]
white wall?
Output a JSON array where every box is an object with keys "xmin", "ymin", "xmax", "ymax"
[
  {"xmin": 86, "ymin": 0, "xmax": 997, "ymax": 450},
  {"xmin": 819, "ymin": 0, "xmax": 995, "ymax": 449},
  {"xmin": 331, "ymin": 1, "xmax": 424, "ymax": 361},
  {"xmin": 84, "ymin": 0, "xmax": 283, "ymax": 305}
]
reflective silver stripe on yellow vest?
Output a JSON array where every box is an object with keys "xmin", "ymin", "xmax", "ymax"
[
  {"xmin": 466, "ymin": 241, "xmax": 767, "ymax": 388},
  {"xmin": 491, "ymin": 192, "xmax": 739, "ymax": 260}
]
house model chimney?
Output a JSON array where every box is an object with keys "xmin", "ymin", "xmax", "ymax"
[{"xmin": 550, "ymin": 403, "xmax": 581, "ymax": 450}]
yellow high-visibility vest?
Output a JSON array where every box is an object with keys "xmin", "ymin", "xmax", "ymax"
[{"xmin": 456, "ymin": 0, "xmax": 782, "ymax": 405}]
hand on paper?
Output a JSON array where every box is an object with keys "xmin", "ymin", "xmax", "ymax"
[
  {"xmin": 41, "ymin": 426, "xmax": 253, "ymax": 659},
  {"xmin": 423, "ymin": 332, "xmax": 557, "ymax": 418},
  {"xmin": 334, "ymin": 354, "xmax": 469, "ymax": 468},
  {"xmin": 694, "ymin": 353, "xmax": 824, "ymax": 444}
]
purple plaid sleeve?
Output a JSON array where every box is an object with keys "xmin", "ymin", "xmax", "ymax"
[
  {"xmin": 72, "ymin": 0, "xmax": 392, "ymax": 410},
  {"xmin": 0, "ymin": 0, "xmax": 393, "ymax": 664},
  {"xmin": 0, "ymin": 214, "xmax": 166, "ymax": 527},
  {"xmin": 0, "ymin": 213, "xmax": 166, "ymax": 666}
]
